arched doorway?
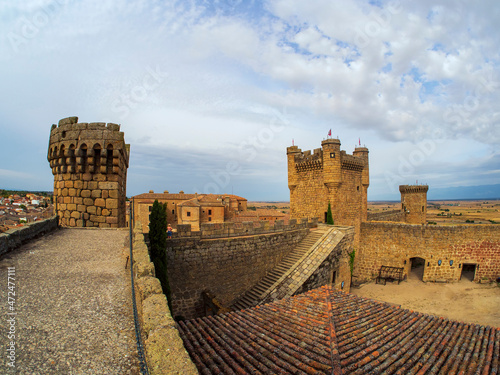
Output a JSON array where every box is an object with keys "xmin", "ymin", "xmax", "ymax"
[{"xmin": 409, "ymin": 257, "xmax": 425, "ymax": 281}]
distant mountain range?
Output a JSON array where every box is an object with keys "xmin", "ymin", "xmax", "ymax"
[{"xmin": 427, "ymin": 184, "xmax": 500, "ymax": 200}]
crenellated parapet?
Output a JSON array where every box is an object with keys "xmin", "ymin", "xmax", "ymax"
[
  {"xmin": 47, "ymin": 116, "xmax": 130, "ymax": 228},
  {"xmin": 294, "ymin": 148, "xmax": 323, "ymax": 172},
  {"xmin": 399, "ymin": 185, "xmax": 429, "ymax": 194},
  {"xmin": 173, "ymin": 217, "xmax": 318, "ymax": 239}
]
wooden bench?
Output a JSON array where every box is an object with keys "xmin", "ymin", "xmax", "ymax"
[{"xmin": 376, "ymin": 266, "xmax": 404, "ymax": 285}]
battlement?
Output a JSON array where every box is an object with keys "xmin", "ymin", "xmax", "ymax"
[
  {"xmin": 399, "ymin": 185, "xmax": 429, "ymax": 194},
  {"xmin": 47, "ymin": 116, "xmax": 129, "ymax": 228},
  {"xmin": 341, "ymin": 152, "xmax": 364, "ymax": 171},
  {"xmin": 172, "ymin": 218, "xmax": 318, "ymax": 239},
  {"xmin": 294, "ymin": 148, "xmax": 323, "ymax": 171}
]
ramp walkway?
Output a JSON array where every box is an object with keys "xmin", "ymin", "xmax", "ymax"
[
  {"xmin": 231, "ymin": 225, "xmax": 345, "ymax": 310},
  {"xmin": 0, "ymin": 228, "xmax": 140, "ymax": 374}
]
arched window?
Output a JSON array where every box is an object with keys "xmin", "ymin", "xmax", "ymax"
[
  {"xmin": 69, "ymin": 144, "xmax": 76, "ymax": 173},
  {"xmin": 93, "ymin": 143, "xmax": 101, "ymax": 173},
  {"xmin": 59, "ymin": 145, "xmax": 66, "ymax": 173},
  {"xmin": 80, "ymin": 144, "xmax": 88, "ymax": 172},
  {"xmin": 106, "ymin": 144, "xmax": 113, "ymax": 174}
]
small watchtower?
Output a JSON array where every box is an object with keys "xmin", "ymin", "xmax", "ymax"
[
  {"xmin": 399, "ymin": 185, "xmax": 429, "ymax": 224},
  {"xmin": 47, "ymin": 116, "xmax": 130, "ymax": 227}
]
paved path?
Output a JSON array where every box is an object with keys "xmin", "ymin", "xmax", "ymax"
[{"xmin": 0, "ymin": 228, "xmax": 140, "ymax": 374}]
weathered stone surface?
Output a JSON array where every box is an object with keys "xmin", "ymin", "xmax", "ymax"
[
  {"xmin": 58, "ymin": 116, "xmax": 78, "ymax": 125},
  {"xmin": 95, "ymin": 198, "xmax": 105, "ymax": 207},
  {"xmin": 106, "ymin": 199, "xmax": 118, "ymax": 209},
  {"xmin": 86, "ymin": 205, "xmax": 96, "ymax": 214},
  {"xmin": 81, "ymin": 190, "xmax": 91, "ymax": 198},
  {"xmin": 91, "ymin": 189, "xmax": 102, "ymax": 198},
  {"xmin": 99, "ymin": 181, "xmax": 119, "ymax": 190}
]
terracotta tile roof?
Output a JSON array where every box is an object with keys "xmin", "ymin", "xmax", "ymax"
[
  {"xmin": 178, "ymin": 285, "xmax": 500, "ymax": 374},
  {"xmin": 256, "ymin": 209, "xmax": 286, "ymax": 217},
  {"xmin": 132, "ymin": 193, "xmax": 197, "ymax": 200}
]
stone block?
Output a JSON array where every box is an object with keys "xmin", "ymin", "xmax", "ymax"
[
  {"xmin": 102, "ymin": 209, "xmax": 110, "ymax": 216},
  {"xmin": 74, "ymin": 180, "xmax": 83, "ymax": 189},
  {"xmin": 58, "ymin": 203, "xmax": 66, "ymax": 211},
  {"xmin": 109, "ymin": 190, "xmax": 119, "ymax": 199},
  {"xmin": 65, "ymin": 180, "xmax": 74, "ymax": 188},
  {"xmin": 70, "ymin": 211, "xmax": 81, "ymax": 219},
  {"xmin": 82, "ymin": 173, "xmax": 92, "ymax": 181},
  {"xmin": 74, "ymin": 197, "xmax": 83, "ymax": 204},
  {"xmin": 95, "ymin": 198, "xmax": 106, "ymax": 207},
  {"xmin": 77, "ymin": 205, "xmax": 86, "ymax": 212},
  {"xmin": 91, "ymin": 190, "xmax": 102, "ymax": 198},
  {"xmin": 99, "ymin": 223, "xmax": 110, "ymax": 228},
  {"xmin": 83, "ymin": 213, "xmax": 90, "ymax": 220},
  {"xmin": 76, "ymin": 219, "xmax": 84, "ymax": 227},
  {"xmin": 87, "ymin": 206, "xmax": 96, "ymax": 214},
  {"xmin": 106, "ymin": 199, "xmax": 118, "ymax": 209},
  {"xmin": 67, "ymin": 204, "xmax": 77, "ymax": 211},
  {"xmin": 69, "ymin": 218, "xmax": 76, "ymax": 226},
  {"xmin": 63, "ymin": 197, "xmax": 71, "ymax": 204},
  {"xmin": 84, "ymin": 198, "xmax": 94, "ymax": 206},
  {"xmin": 99, "ymin": 181, "xmax": 119, "ymax": 190},
  {"xmin": 81, "ymin": 190, "xmax": 91, "ymax": 198},
  {"xmin": 106, "ymin": 216, "xmax": 118, "ymax": 224},
  {"xmin": 58, "ymin": 116, "xmax": 78, "ymax": 126},
  {"xmin": 102, "ymin": 190, "xmax": 109, "ymax": 199},
  {"xmin": 61, "ymin": 188, "xmax": 68, "ymax": 197},
  {"xmin": 68, "ymin": 188, "xmax": 76, "ymax": 197},
  {"xmin": 88, "ymin": 181, "xmax": 98, "ymax": 189},
  {"xmin": 96, "ymin": 207, "xmax": 102, "ymax": 216}
]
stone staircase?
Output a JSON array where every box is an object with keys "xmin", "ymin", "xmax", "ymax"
[{"xmin": 230, "ymin": 226, "xmax": 330, "ymax": 311}]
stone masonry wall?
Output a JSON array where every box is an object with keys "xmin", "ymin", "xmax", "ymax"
[
  {"xmin": 357, "ymin": 222, "xmax": 500, "ymax": 283},
  {"xmin": 0, "ymin": 217, "xmax": 59, "ymax": 257},
  {"xmin": 48, "ymin": 116, "xmax": 129, "ymax": 228},
  {"xmin": 131, "ymin": 222, "xmax": 197, "ymax": 375},
  {"xmin": 166, "ymin": 228, "xmax": 311, "ymax": 319},
  {"xmin": 366, "ymin": 210, "xmax": 404, "ymax": 222}
]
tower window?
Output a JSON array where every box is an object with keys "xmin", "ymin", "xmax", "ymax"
[
  {"xmin": 172, "ymin": 209, "xmax": 174, "ymax": 214},
  {"xmin": 187, "ymin": 211, "xmax": 191, "ymax": 217},
  {"xmin": 357, "ymin": 186, "xmax": 359, "ymax": 191},
  {"xmin": 330, "ymin": 152, "xmax": 335, "ymax": 158},
  {"xmin": 208, "ymin": 209, "xmax": 212, "ymax": 215},
  {"xmin": 208, "ymin": 217, "xmax": 212, "ymax": 221},
  {"xmin": 422, "ymin": 206, "xmax": 424, "ymax": 212}
]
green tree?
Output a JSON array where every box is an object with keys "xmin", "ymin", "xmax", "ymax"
[
  {"xmin": 326, "ymin": 202, "xmax": 334, "ymax": 225},
  {"xmin": 148, "ymin": 200, "xmax": 172, "ymax": 309}
]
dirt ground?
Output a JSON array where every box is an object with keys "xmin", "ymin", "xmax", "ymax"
[{"xmin": 351, "ymin": 267, "xmax": 500, "ymax": 328}]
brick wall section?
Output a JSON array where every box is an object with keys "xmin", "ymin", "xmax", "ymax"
[
  {"xmin": 48, "ymin": 116, "xmax": 129, "ymax": 228},
  {"xmin": 366, "ymin": 210, "xmax": 404, "ymax": 222},
  {"xmin": 131, "ymin": 222, "xmax": 197, "ymax": 375},
  {"xmin": 0, "ymin": 217, "xmax": 59, "ymax": 257},
  {"xmin": 260, "ymin": 225, "xmax": 354, "ymax": 303},
  {"xmin": 166, "ymin": 228, "xmax": 311, "ymax": 319},
  {"xmin": 357, "ymin": 222, "xmax": 500, "ymax": 283}
]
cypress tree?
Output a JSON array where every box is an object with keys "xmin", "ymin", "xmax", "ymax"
[
  {"xmin": 327, "ymin": 201, "xmax": 334, "ymax": 225},
  {"xmin": 148, "ymin": 200, "xmax": 172, "ymax": 309}
]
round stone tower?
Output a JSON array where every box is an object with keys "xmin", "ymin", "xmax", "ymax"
[
  {"xmin": 47, "ymin": 116, "xmax": 130, "ymax": 227},
  {"xmin": 399, "ymin": 185, "xmax": 429, "ymax": 224}
]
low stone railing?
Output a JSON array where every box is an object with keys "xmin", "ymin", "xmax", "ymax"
[
  {"xmin": 175, "ymin": 217, "xmax": 318, "ymax": 239},
  {"xmin": 0, "ymin": 216, "xmax": 59, "ymax": 257},
  {"xmin": 131, "ymin": 222, "xmax": 197, "ymax": 375}
]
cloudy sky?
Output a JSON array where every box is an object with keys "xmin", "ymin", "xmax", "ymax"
[{"xmin": 1, "ymin": 0, "xmax": 499, "ymax": 201}]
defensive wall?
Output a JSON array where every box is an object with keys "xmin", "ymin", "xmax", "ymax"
[
  {"xmin": 0, "ymin": 216, "xmax": 59, "ymax": 257},
  {"xmin": 131, "ymin": 222, "xmax": 197, "ymax": 375},
  {"xmin": 165, "ymin": 219, "xmax": 318, "ymax": 319},
  {"xmin": 357, "ymin": 222, "xmax": 500, "ymax": 283},
  {"xmin": 366, "ymin": 209, "xmax": 404, "ymax": 222},
  {"xmin": 47, "ymin": 116, "xmax": 129, "ymax": 228}
]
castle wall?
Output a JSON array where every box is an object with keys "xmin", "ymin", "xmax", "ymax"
[
  {"xmin": 357, "ymin": 222, "xmax": 500, "ymax": 283},
  {"xmin": 289, "ymin": 168, "xmax": 328, "ymax": 220},
  {"xmin": 367, "ymin": 210, "xmax": 404, "ymax": 222},
  {"xmin": 48, "ymin": 117, "xmax": 129, "ymax": 228},
  {"xmin": 166, "ymin": 228, "xmax": 310, "ymax": 319}
]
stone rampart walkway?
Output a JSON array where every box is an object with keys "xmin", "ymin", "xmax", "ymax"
[{"xmin": 0, "ymin": 228, "xmax": 140, "ymax": 374}]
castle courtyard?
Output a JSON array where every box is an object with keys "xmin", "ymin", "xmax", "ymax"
[{"xmin": 352, "ymin": 272, "xmax": 500, "ymax": 328}]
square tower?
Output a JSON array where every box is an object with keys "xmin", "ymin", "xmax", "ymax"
[{"xmin": 399, "ymin": 185, "xmax": 429, "ymax": 224}]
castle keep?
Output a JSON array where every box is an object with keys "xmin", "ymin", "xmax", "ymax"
[
  {"xmin": 287, "ymin": 138, "xmax": 369, "ymax": 240},
  {"xmin": 47, "ymin": 116, "xmax": 129, "ymax": 227}
]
